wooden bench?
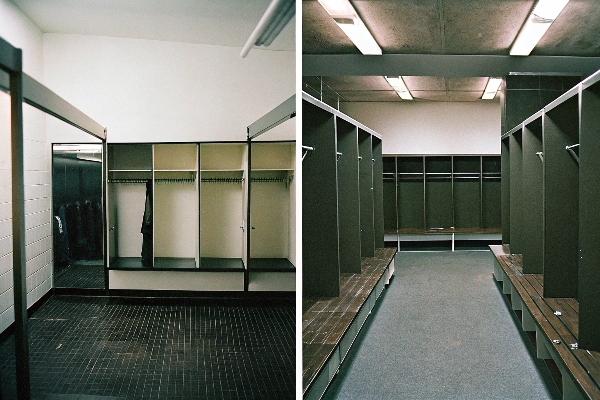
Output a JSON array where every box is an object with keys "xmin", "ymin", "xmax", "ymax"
[
  {"xmin": 302, "ymin": 248, "xmax": 396, "ymax": 400},
  {"xmin": 490, "ymin": 245, "xmax": 600, "ymax": 400}
]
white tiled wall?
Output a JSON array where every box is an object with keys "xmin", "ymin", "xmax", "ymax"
[
  {"xmin": 23, "ymin": 104, "xmax": 52, "ymax": 310},
  {"xmin": 0, "ymin": 98, "xmax": 52, "ymax": 335},
  {"xmin": 0, "ymin": 0, "xmax": 53, "ymax": 335},
  {"xmin": 0, "ymin": 90, "xmax": 12, "ymax": 333}
]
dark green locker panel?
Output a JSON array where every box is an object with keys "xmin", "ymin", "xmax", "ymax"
[
  {"xmin": 521, "ymin": 118, "xmax": 544, "ymax": 274},
  {"xmin": 382, "ymin": 157, "xmax": 397, "ymax": 232},
  {"xmin": 482, "ymin": 156, "xmax": 501, "ymax": 229},
  {"xmin": 302, "ymin": 100, "xmax": 340, "ymax": 297},
  {"xmin": 509, "ymin": 132, "xmax": 523, "ymax": 254},
  {"xmin": 579, "ymin": 80, "xmax": 600, "ymax": 351},
  {"xmin": 372, "ymin": 137, "xmax": 384, "ymax": 248},
  {"xmin": 336, "ymin": 119, "xmax": 361, "ymax": 273},
  {"xmin": 453, "ymin": 156, "xmax": 481, "ymax": 229},
  {"xmin": 501, "ymin": 138, "xmax": 510, "ymax": 244},
  {"xmin": 397, "ymin": 157, "xmax": 424, "ymax": 229},
  {"xmin": 543, "ymin": 96, "xmax": 579, "ymax": 298},
  {"xmin": 425, "ymin": 156, "xmax": 452, "ymax": 229},
  {"xmin": 358, "ymin": 130, "xmax": 374, "ymax": 257}
]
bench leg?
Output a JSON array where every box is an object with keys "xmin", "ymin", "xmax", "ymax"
[
  {"xmin": 562, "ymin": 374, "xmax": 586, "ymax": 400},
  {"xmin": 555, "ymin": 362, "xmax": 587, "ymax": 400},
  {"xmin": 502, "ymin": 273, "xmax": 512, "ymax": 295},
  {"xmin": 386, "ymin": 255, "xmax": 396, "ymax": 285},
  {"xmin": 536, "ymin": 327, "xmax": 553, "ymax": 360},
  {"xmin": 521, "ymin": 306, "xmax": 536, "ymax": 332},
  {"xmin": 493, "ymin": 259, "xmax": 503, "ymax": 282},
  {"xmin": 511, "ymin": 285, "xmax": 523, "ymax": 311}
]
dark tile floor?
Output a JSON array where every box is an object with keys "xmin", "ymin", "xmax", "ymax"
[
  {"xmin": 55, "ymin": 262, "xmax": 105, "ymax": 289},
  {"xmin": 0, "ymin": 296, "xmax": 295, "ymax": 399}
]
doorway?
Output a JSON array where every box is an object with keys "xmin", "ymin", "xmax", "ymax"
[{"xmin": 52, "ymin": 144, "xmax": 105, "ymax": 289}]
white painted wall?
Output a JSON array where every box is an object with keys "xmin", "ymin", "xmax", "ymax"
[
  {"xmin": 341, "ymin": 101, "xmax": 502, "ymax": 155},
  {"xmin": 0, "ymin": 0, "xmax": 51, "ymax": 334},
  {"xmin": 0, "ymin": 0, "xmax": 44, "ymax": 80},
  {"xmin": 42, "ymin": 34, "xmax": 295, "ymax": 143}
]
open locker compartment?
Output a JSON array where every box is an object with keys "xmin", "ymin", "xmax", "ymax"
[
  {"xmin": 107, "ymin": 143, "xmax": 153, "ymax": 270},
  {"xmin": 153, "ymin": 143, "xmax": 199, "ymax": 269},
  {"xmin": 199, "ymin": 143, "xmax": 247, "ymax": 272},
  {"xmin": 247, "ymin": 95, "xmax": 296, "ymax": 292}
]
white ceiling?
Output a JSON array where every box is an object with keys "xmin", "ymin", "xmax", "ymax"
[{"xmin": 9, "ymin": 0, "xmax": 295, "ymax": 50}]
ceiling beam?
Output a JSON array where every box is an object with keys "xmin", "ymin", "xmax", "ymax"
[{"xmin": 303, "ymin": 54, "xmax": 600, "ymax": 78}]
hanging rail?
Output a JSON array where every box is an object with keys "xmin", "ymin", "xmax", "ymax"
[
  {"xmin": 108, "ymin": 178, "xmax": 198, "ymax": 184},
  {"xmin": 201, "ymin": 177, "xmax": 243, "ymax": 184},
  {"xmin": 302, "ymin": 145, "xmax": 314, "ymax": 161},
  {"xmin": 566, "ymin": 144, "xmax": 580, "ymax": 163},
  {"xmin": 251, "ymin": 177, "xmax": 286, "ymax": 183},
  {"xmin": 536, "ymin": 152, "xmax": 544, "ymax": 162}
]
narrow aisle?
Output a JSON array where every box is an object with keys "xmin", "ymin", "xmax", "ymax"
[{"xmin": 324, "ymin": 251, "xmax": 560, "ymax": 400}]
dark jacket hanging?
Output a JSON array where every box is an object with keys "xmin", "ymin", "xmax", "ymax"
[
  {"xmin": 65, "ymin": 202, "xmax": 88, "ymax": 261},
  {"xmin": 53, "ymin": 205, "xmax": 70, "ymax": 265},
  {"xmin": 141, "ymin": 179, "xmax": 153, "ymax": 266}
]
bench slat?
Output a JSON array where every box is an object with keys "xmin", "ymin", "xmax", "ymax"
[
  {"xmin": 529, "ymin": 296, "xmax": 600, "ymax": 398},
  {"xmin": 545, "ymin": 298, "xmax": 579, "ymax": 338},
  {"xmin": 490, "ymin": 246, "xmax": 600, "ymax": 399}
]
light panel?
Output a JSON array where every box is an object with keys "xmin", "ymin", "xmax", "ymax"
[
  {"xmin": 318, "ymin": 0, "xmax": 382, "ymax": 55},
  {"xmin": 385, "ymin": 76, "xmax": 413, "ymax": 100},
  {"xmin": 510, "ymin": 0, "xmax": 569, "ymax": 56},
  {"xmin": 482, "ymin": 77, "xmax": 502, "ymax": 100},
  {"xmin": 318, "ymin": 0, "xmax": 355, "ymax": 16}
]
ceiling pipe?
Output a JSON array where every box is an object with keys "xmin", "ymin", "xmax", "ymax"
[{"xmin": 240, "ymin": 0, "xmax": 295, "ymax": 58}]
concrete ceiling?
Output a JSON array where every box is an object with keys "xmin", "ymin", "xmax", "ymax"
[
  {"xmin": 302, "ymin": 0, "xmax": 600, "ymax": 102},
  {"xmin": 9, "ymin": 0, "xmax": 295, "ymax": 51}
]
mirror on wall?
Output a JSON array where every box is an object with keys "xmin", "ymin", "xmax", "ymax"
[{"xmin": 52, "ymin": 144, "xmax": 104, "ymax": 289}]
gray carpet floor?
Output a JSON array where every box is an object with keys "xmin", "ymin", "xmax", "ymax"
[{"xmin": 324, "ymin": 250, "xmax": 561, "ymax": 400}]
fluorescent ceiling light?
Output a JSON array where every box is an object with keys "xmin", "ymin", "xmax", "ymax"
[
  {"xmin": 510, "ymin": 0, "xmax": 569, "ymax": 56},
  {"xmin": 240, "ymin": 0, "xmax": 295, "ymax": 57},
  {"xmin": 385, "ymin": 76, "xmax": 413, "ymax": 100},
  {"xmin": 482, "ymin": 78, "xmax": 502, "ymax": 100},
  {"xmin": 318, "ymin": 0, "xmax": 382, "ymax": 55},
  {"xmin": 318, "ymin": 0, "xmax": 355, "ymax": 15}
]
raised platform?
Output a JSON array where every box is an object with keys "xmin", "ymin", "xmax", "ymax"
[
  {"xmin": 109, "ymin": 257, "xmax": 245, "ymax": 271},
  {"xmin": 248, "ymin": 258, "xmax": 296, "ymax": 292},
  {"xmin": 302, "ymin": 247, "xmax": 396, "ymax": 400},
  {"xmin": 385, "ymin": 227, "xmax": 502, "ymax": 251},
  {"xmin": 490, "ymin": 244, "xmax": 600, "ymax": 400}
]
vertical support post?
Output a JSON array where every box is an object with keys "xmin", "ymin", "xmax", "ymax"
[
  {"xmin": 11, "ymin": 52, "xmax": 31, "ymax": 400},
  {"xmin": 197, "ymin": 143, "xmax": 202, "ymax": 270},
  {"xmin": 102, "ymin": 136, "xmax": 109, "ymax": 290},
  {"xmin": 245, "ymin": 135, "xmax": 252, "ymax": 291}
]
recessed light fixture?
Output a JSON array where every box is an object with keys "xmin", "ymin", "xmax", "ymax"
[
  {"xmin": 385, "ymin": 76, "xmax": 413, "ymax": 100},
  {"xmin": 510, "ymin": 0, "xmax": 569, "ymax": 56},
  {"xmin": 482, "ymin": 77, "xmax": 502, "ymax": 100},
  {"xmin": 318, "ymin": 0, "xmax": 382, "ymax": 55}
]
